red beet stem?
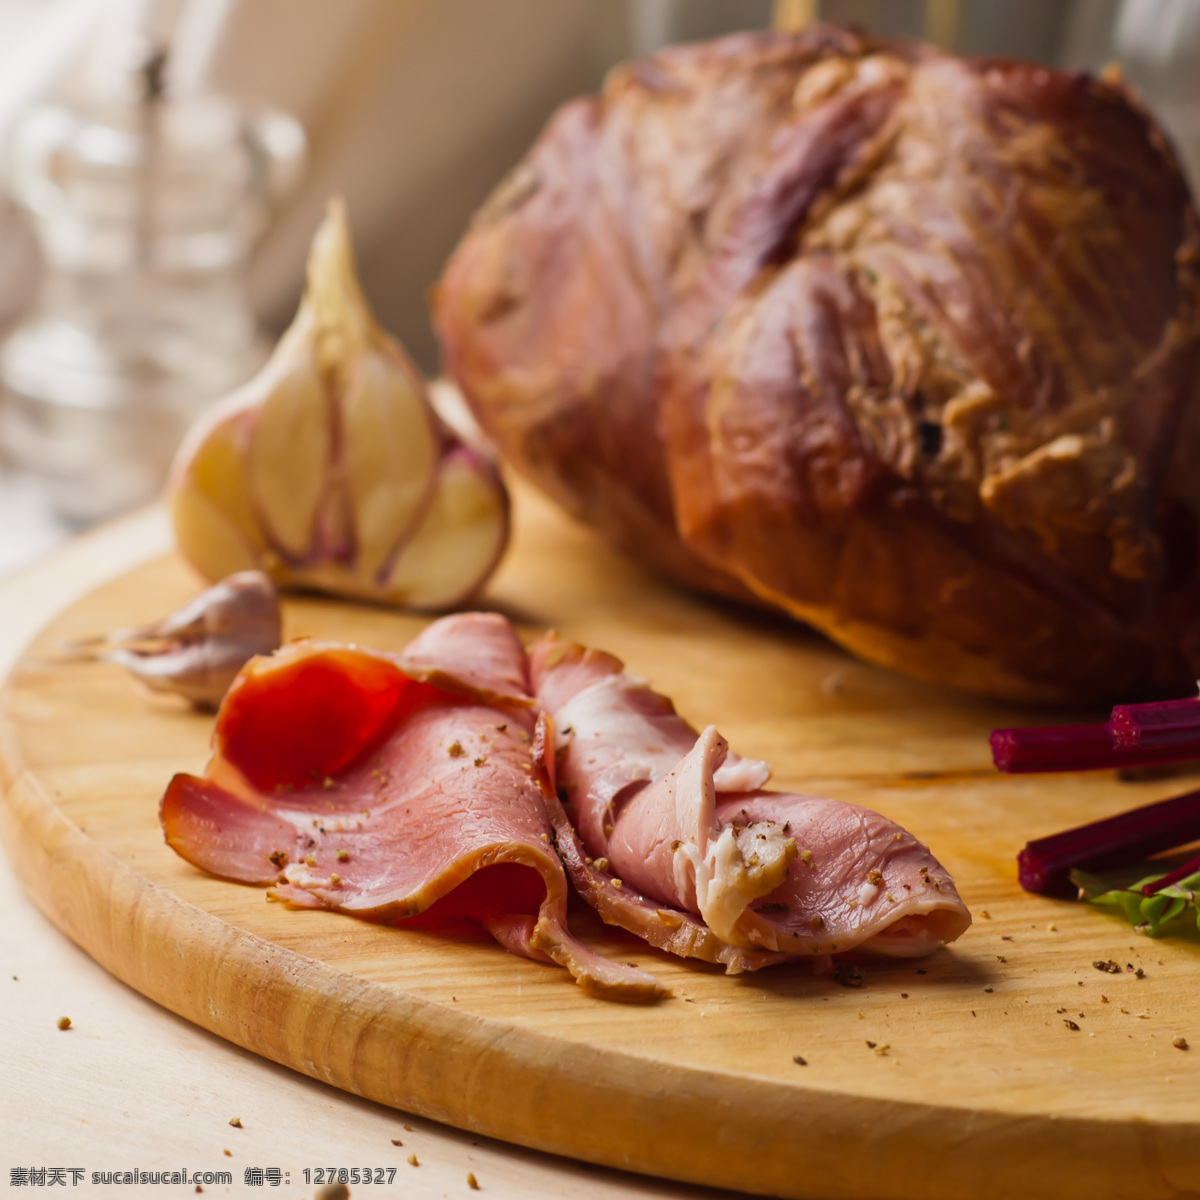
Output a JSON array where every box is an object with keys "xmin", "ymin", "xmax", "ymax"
[
  {"xmin": 990, "ymin": 723, "xmax": 1199, "ymax": 773},
  {"xmin": 1017, "ymin": 786, "xmax": 1200, "ymax": 895},
  {"xmin": 1109, "ymin": 696, "xmax": 1200, "ymax": 751},
  {"xmin": 1141, "ymin": 850, "xmax": 1200, "ymax": 897}
]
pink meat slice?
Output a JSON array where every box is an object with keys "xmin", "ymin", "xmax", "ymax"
[
  {"xmin": 161, "ymin": 613, "xmax": 660, "ymax": 1000},
  {"xmin": 529, "ymin": 633, "xmax": 971, "ymax": 966},
  {"xmin": 529, "ymin": 717, "xmax": 785, "ymax": 974},
  {"xmin": 712, "ymin": 793, "xmax": 972, "ymax": 957},
  {"xmin": 400, "ymin": 611, "xmax": 535, "ymax": 713}
]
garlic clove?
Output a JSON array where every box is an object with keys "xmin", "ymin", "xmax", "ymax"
[
  {"xmin": 247, "ymin": 356, "xmax": 329, "ymax": 560},
  {"xmin": 166, "ymin": 199, "xmax": 506, "ymax": 609},
  {"xmin": 342, "ymin": 352, "xmax": 440, "ymax": 582},
  {"xmin": 171, "ymin": 413, "xmax": 264, "ymax": 581},
  {"xmin": 384, "ymin": 446, "xmax": 509, "ymax": 610},
  {"xmin": 63, "ymin": 571, "xmax": 282, "ymax": 709}
]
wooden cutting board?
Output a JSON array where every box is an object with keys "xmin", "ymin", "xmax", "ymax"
[{"xmin": 3, "ymin": 481, "xmax": 1199, "ymax": 1200}]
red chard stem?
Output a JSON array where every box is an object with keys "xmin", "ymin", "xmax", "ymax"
[
  {"xmin": 990, "ymin": 723, "xmax": 1199, "ymax": 773},
  {"xmin": 1017, "ymin": 787, "xmax": 1200, "ymax": 895},
  {"xmin": 1109, "ymin": 696, "xmax": 1200, "ymax": 751},
  {"xmin": 1140, "ymin": 850, "xmax": 1200, "ymax": 896}
]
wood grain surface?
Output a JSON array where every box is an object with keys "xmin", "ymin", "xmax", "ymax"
[{"xmin": 3, "ymin": 482, "xmax": 1200, "ymax": 1200}]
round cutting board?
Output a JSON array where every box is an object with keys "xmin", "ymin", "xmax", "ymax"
[{"xmin": 3, "ymin": 482, "xmax": 1200, "ymax": 1200}]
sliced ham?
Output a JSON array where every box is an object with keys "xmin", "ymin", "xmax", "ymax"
[
  {"xmin": 161, "ymin": 613, "xmax": 660, "ymax": 1000},
  {"xmin": 529, "ymin": 717, "xmax": 785, "ymax": 974},
  {"xmin": 529, "ymin": 633, "xmax": 971, "ymax": 968},
  {"xmin": 162, "ymin": 609, "xmax": 970, "ymax": 994}
]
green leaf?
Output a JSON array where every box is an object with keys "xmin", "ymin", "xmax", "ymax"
[
  {"xmin": 1071, "ymin": 869, "xmax": 1116, "ymax": 901},
  {"xmin": 1067, "ymin": 865, "xmax": 1200, "ymax": 938}
]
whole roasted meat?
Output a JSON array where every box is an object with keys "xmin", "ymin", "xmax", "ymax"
[{"xmin": 434, "ymin": 27, "xmax": 1200, "ymax": 704}]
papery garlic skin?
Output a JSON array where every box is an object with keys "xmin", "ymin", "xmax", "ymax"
[{"xmin": 167, "ymin": 200, "xmax": 509, "ymax": 610}]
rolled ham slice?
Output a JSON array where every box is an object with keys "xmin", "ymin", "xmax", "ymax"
[
  {"xmin": 160, "ymin": 613, "xmax": 660, "ymax": 1000},
  {"xmin": 530, "ymin": 633, "xmax": 971, "ymax": 968}
]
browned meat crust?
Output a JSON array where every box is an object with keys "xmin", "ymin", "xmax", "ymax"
[{"xmin": 434, "ymin": 27, "xmax": 1200, "ymax": 703}]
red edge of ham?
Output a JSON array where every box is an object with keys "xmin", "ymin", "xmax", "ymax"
[{"xmin": 160, "ymin": 612, "xmax": 971, "ymax": 1000}]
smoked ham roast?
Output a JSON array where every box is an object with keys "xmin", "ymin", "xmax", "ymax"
[{"xmin": 434, "ymin": 26, "xmax": 1200, "ymax": 704}]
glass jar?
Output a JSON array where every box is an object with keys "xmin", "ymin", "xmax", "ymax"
[{"xmin": 0, "ymin": 60, "xmax": 304, "ymax": 522}]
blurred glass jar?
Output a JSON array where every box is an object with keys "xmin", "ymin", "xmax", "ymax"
[
  {"xmin": 0, "ymin": 58, "xmax": 304, "ymax": 523},
  {"xmin": 1108, "ymin": 0, "xmax": 1200, "ymax": 186}
]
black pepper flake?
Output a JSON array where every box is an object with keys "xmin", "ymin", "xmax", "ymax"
[
  {"xmin": 865, "ymin": 1040, "xmax": 877, "ymax": 1049},
  {"xmin": 1064, "ymin": 1019, "xmax": 1081, "ymax": 1031},
  {"xmin": 834, "ymin": 963, "xmax": 864, "ymax": 989},
  {"xmin": 1093, "ymin": 960, "xmax": 1122, "ymax": 974},
  {"xmin": 984, "ymin": 987, "xmax": 993, "ymax": 993},
  {"xmin": 917, "ymin": 419, "xmax": 943, "ymax": 456},
  {"xmin": 792, "ymin": 1055, "xmax": 808, "ymax": 1066}
]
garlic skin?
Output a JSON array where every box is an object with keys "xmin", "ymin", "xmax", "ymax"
[
  {"xmin": 167, "ymin": 201, "xmax": 509, "ymax": 610},
  {"xmin": 63, "ymin": 571, "xmax": 282, "ymax": 709}
]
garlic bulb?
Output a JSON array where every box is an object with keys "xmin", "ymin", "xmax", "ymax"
[{"xmin": 167, "ymin": 201, "xmax": 509, "ymax": 609}]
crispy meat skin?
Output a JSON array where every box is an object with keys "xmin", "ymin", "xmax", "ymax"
[{"xmin": 435, "ymin": 28, "xmax": 1200, "ymax": 703}]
